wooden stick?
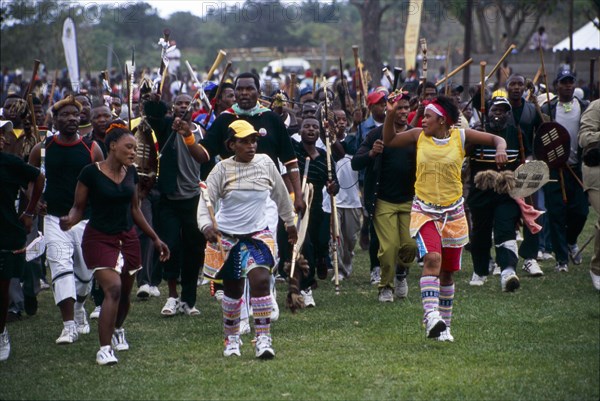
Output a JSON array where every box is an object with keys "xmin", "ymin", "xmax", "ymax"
[
  {"xmin": 206, "ymin": 49, "xmax": 227, "ymax": 82},
  {"xmin": 24, "ymin": 59, "xmax": 41, "ymax": 100},
  {"xmin": 435, "ymin": 58, "xmax": 473, "ymax": 86},
  {"xmin": 444, "ymin": 42, "xmax": 451, "ymax": 95},
  {"xmin": 480, "ymin": 61, "xmax": 487, "ymax": 129},
  {"xmin": 486, "ymin": 44, "xmax": 516, "ymax": 83}
]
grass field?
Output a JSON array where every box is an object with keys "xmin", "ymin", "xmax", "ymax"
[{"xmin": 1, "ymin": 213, "xmax": 599, "ymax": 401}]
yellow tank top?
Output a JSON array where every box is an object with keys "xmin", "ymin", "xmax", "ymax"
[{"xmin": 415, "ymin": 128, "xmax": 465, "ymax": 206}]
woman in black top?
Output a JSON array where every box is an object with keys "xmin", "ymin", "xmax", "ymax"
[
  {"xmin": 0, "ymin": 122, "xmax": 45, "ymax": 362},
  {"xmin": 61, "ymin": 123, "xmax": 170, "ymax": 366}
]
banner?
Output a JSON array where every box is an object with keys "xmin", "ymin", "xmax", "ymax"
[
  {"xmin": 404, "ymin": 0, "xmax": 424, "ymax": 73},
  {"xmin": 62, "ymin": 17, "xmax": 80, "ymax": 92}
]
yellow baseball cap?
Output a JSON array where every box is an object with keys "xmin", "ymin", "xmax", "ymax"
[{"xmin": 228, "ymin": 120, "xmax": 258, "ymax": 139}]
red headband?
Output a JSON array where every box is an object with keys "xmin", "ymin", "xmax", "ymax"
[{"xmin": 423, "ymin": 99, "xmax": 455, "ymax": 125}]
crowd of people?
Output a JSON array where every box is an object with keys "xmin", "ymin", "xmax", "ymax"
[{"xmin": 1, "ymin": 50, "xmax": 599, "ymax": 365}]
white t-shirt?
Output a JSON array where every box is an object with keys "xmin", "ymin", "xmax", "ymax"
[
  {"xmin": 556, "ymin": 99, "xmax": 581, "ymax": 165},
  {"xmin": 322, "ymin": 154, "xmax": 361, "ymax": 212}
]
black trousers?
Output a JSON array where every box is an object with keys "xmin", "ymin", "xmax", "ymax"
[{"xmin": 157, "ymin": 195, "xmax": 206, "ymax": 307}]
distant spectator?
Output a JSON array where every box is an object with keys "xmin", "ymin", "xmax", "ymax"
[{"xmin": 529, "ymin": 26, "xmax": 549, "ymax": 51}]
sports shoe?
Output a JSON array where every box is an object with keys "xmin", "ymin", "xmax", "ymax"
[
  {"xmin": 370, "ymin": 267, "xmax": 381, "ymax": 286},
  {"xmin": 378, "ymin": 287, "xmax": 394, "ymax": 303},
  {"xmin": 240, "ymin": 318, "xmax": 251, "ymax": 335},
  {"xmin": 331, "ymin": 273, "xmax": 345, "ymax": 282},
  {"xmin": 489, "ymin": 259, "xmax": 500, "ymax": 276},
  {"xmin": 590, "ymin": 270, "xmax": 600, "ymax": 291},
  {"xmin": 523, "ymin": 259, "xmax": 544, "ymax": 277},
  {"xmin": 111, "ymin": 328, "xmax": 129, "ymax": 351},
  {"xmin": 214, "ymin": 290, "xmax": 224, "ymax": 302},
  {"xmin": 425, "ymin": 312, "xmax": 447, "ymax": 338},
  {"xmin": 74, "ymin": 307, "xmax": 90, "ymax": 334},
  {"xmin": 568, "ymin": 244, "xmax": 583, "ymax": 265},
  {"xmin": 469, "ymin": 273, "xmax": 487, "ymax": 286},
  {"xmin": 179, "ymin": 302, "xmax": 201, "ymax": 316},
  {"xmin": 255, "ymin": 335, "xmax": 275, "ymax": 359},
  {"xmin": 223, "ymin": 335, "xmax": 241, "ymax": 357},
  {"xmin": 90, "ymin": 305, "xmax": 101, "ymax": 320},
  {"xmin": 161, "ymin": 297, "xmax": 180, "ymax": 316},
  {"xmin": 501, "ymin": 272, "xmax": 520, "ymax": 292},
  {"xmin": 0, "ymin": 328, "xmax": 10, "ymax": 361},
  {"xmin": 436, "ymin": 328, "xmax": 454, "ymax": 342},
  {"xmin": 96, "ymin": 346, "xmax": 118, "ymax": 365},
  {"xmin": 39, "ymin": 278, "xmax": 50, "ymax": 290},
  {"xmin": 136, "ymin": 284, "xmax": 150, "ymax": 298},
  {"xmin": 148, "ymin": 286, "xmax": 161, "ymax": 297},
  {"xmin": 537, "ymin": 250, "xmax": 554, "ymax": 261},
  {"xmin": 301, "ymin": 289, "xmax": 316, "ymax": 307},
  {"xmin": 395, "ymin": 277, "xmax": 408, "ymax": 299},
  {"xmin": 555, "ymin": 262, "xmax": 569, "ymax": 273},
  {"xmin": 56, "ymin": 325, "xmax": 79, "ymax": 344}
]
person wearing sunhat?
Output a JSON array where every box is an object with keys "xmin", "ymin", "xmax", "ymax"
[
  {"xmin": 467, "ymin": 96, "xmax": 536, "ymax": 291},
  {"xmin": 541, "ymin": 69, "xmax": 590, "ymax": 272},
  {"xmin": 198, "ymin": 119, "xmax": 297, "ymax": 359},
  {"xmin": 28, "ymin": 95, "xmax": 105, "ymax": 344}
]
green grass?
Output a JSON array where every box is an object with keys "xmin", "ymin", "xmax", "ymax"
[{"xmin": 2, "ymin": 213, "xmax": 599, "ymax": 401}]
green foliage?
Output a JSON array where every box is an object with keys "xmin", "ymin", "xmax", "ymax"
[{"xmin": 1, "ymin": 213, "xmax": 599, "ymax": 400}]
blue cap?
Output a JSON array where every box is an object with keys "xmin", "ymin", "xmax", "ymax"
[
  {"xmin": 300, "ymin": 86, "xmax": 313, "ymax": 97},
  {"xmin": 556, "ymin": 69, "xmax": 576, "ymax": 82}
]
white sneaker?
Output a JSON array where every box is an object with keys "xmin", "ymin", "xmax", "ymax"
[
  {"xmin": 90, "ymin": 305, "xmax": 101, "ymax": 320},
  {"xmin": 523, "ymin": 259, "xmax": 544, "ymax": 277},
  {"xmin": 378, "ymin": 287, "xmax": 394, "ymax": 303},
  {"xmin": 395, "ymin": 277, "xmax": 408, "ymax": 299},
  {"xmin": 223, "ymin": 335, "xmax": 241, "ymax": 357},
  {"xmin": 214, "ymin": 290, "xmax": 224, "ymax": 302},
  {"xmin": 136, "ymin": 284, "xmax": 150, "ymax": 298},
  {"xmin": 537, "ymin": 250, "xmax": 554, "ymax": 261},
  {"xmin": 370, "ymin": 267, "xmax": 381, "ymax": 285},
  {"xmin": 179, "ymin": 302, "xmax": 201, "ymax": 316},
  {"xmin": 425, "ymin": 311, "xmax": 447, "ymax": 338},
  {"xmin": 74, "ymin": 308, "xmax": 90, "ymax": 335},
  {"xmin": 590, "ymin": 270, "xmax": 600, "ymax": 291},
  {"xmin": 161, "ymin": 297, "xmax": 180, "ymax": 316},
  {"xmin": 271, "ymin": 297, "xmax": 279, "ymax": 322},
  {"xmin": 240, "ymin": 318, "xmax": 251, "ymax": 335},
  {"xmin": 331, "ymin": 273, "xmax": 345, "ymax": 282},
  {"xmin": 148, "ymin": 286, "xmax": 161, "ymax": 297},
  {"xmin": 96, "ymin": 346, "xmax": 118, "ymax": 365},
  {"xmin": 0, "ymin": 328, "xmax": 10, "ymax": 361},
  {"xmin": 489, "ymin": 260, "xmax": 500, "ymax": 276},
  {"xmin": 301, "ymin": 289, "xmax": 316, "ymax": 307},
  {"xmin": 568, "ymin": 243, "xmax": 583, "ymax": 265},
  {"xmin": 39, "ymin": 279, "xmax": 50, "ymax": 290},
  {"xmin": 501, "ymin": 272, "xmax": 520, "ymax": 292},
  {"xmin": 555, "ymin": 262, "xmax": 569, "ymax": 273},
  {"xmin": 469, "ymin": 273, "xmax": 487, "ymax": 286},
  {"xmin": 436, "ymin": 328, "xmax": 454, "ymax": 342},
  {"xmin": 56, "ymin": 325, "xmax": 79, "ymax": 344},
  {"xmin": 111, "ymin": 328, "xmax": 129, "ymax": 351},
  {"xmin": 255, "ymin": 335, "xmax": 275, "ymax": 359}
]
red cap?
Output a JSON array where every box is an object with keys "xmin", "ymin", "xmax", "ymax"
[{"xmin": 367, "ymin": 91, "xmax": 386, "ymax": 106}]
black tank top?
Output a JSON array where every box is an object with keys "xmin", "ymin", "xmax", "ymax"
[{"xmin": 44, "ymin": 134, "xmax": 94, "ymax": 216}]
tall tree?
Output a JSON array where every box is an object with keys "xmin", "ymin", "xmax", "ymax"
[{"xmin": 349, "ymin": 0, "xmax": 392, "ymax": 87}]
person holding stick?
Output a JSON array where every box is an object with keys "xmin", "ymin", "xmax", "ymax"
[
  {"xmin": 383, "ymin": 95, "xmax": 508, "ymax": 341},
  {"xmin": 60, "ymin": 123, "xmax": 170, "ymax": 365},
  {"xmin": 541, "ymin": 69, "xmax": 589, "ymax": 272},
  {"xmin": 198, "ymin": 120, "xmax": 297, "ymax": 359},
  {"xmin": 0, "ymin": 119, "xmax": 45, "ymax": 361}
]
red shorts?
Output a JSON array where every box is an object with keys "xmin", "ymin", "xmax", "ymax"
[
  {"xmin": 82, "ymin": 225, "xmax": 141, "ymax": 272},
  {"xmin": 415, "ymin": 221, "xmax": 463, "ymax": 272}
]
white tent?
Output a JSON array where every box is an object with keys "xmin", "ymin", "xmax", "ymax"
[{"xmin": 553, "ymin": 19, "xmax": 600, "ymax": 51}]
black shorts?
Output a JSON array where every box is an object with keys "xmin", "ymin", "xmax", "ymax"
[{"xmin": 0, "ymin": 251, "xmax": 25, "ymax": 280}]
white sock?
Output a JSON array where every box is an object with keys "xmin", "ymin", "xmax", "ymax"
[
  {"xmin": 64, "ymin": 320, "xmax": 76, "ymax": 329},
  {"xmin": 74, "ymin": 301, "xmax": 85, "ymax": 311}
]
